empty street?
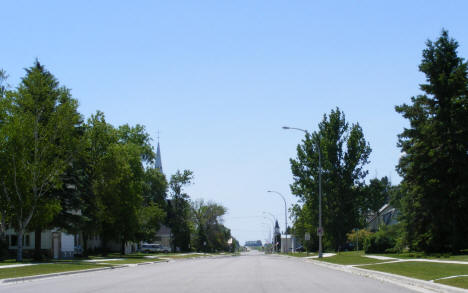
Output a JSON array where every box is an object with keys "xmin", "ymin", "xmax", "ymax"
[{"xmin": 0, "ymin": 252, "xmax": 416, "ymax": 293}]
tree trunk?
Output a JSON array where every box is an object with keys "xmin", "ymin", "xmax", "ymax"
[
  {"xmin": 83, "ymin": 232, "xmax": 88, "ymax": 256},
  {"xmin": 16, "ymin": 228, "xmax": 23, "ymax": 262},
  {"xmin": 120, "ymin": 239, "xmax": 125, "ymax": 256},
  {"xmin": 34, "ymin": 228, "xmax": 42, "ymax": 260},
  {"xmin": 0, "ymin": 216, "xmax": 6, "ymax": 243},
  {"xmin": 101, "ymin": 238, "xmax": 108, "ymax": 256}
]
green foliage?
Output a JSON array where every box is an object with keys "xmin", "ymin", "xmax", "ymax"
[
  {"xmin": 362, "ymin": 177, "xmax": 391, "ymax": 220},
  {"xmin": 363, "ymin": 226, "xmax": 398, "ymax": 254},
  {"xmin": 395, "ymin": 30, "xmax": 468, "ymax": 253},
  {"xmin": 0, "ymin": 61, "xmax": 82, "ymax": 261},
  {"xmin": 0, "ymin": 61, "xmax": 205, "ymax": 259},
  {"xmin": 346, "ymin": 229, "xmax": 372, "ymax": 249},
  {"xmin": 290, "ymin": 108, "xmax": 371, "ymax": 251},
  {"xmin": 96, "ymin": 142, "xmax": 144, "ymax": 252},
  {"xmin": 136, "ymin": 202, "xmax": 166, "ymax": 242},
  {"xmin": 191, "ymin": 199, "xmax": 230, "ymax": 252},
  {"xmin": 142, "ymin": 168, "xmax": 167, "ymax": 207},
  {"xmin": 167, "ymin": 170, "xmax": 194, "ymax": 251}
]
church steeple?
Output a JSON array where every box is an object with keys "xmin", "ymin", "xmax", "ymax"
[{"xmin": 155, "ymin": 132, "xmax": 163, "ymax": 173}]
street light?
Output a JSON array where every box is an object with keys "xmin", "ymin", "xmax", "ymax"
[
  {"xmin": 261, "ymin": 222, "xmax": 272, "ymax": 243},
  {"xmin": 282, "ymin": 126, "xmax": 323, "ymax": 258},
  {"xmin": 262, "ymin": 214, "xmax": 276, "ymax": 251},
  {"xmin": 262, "ymin": 211, "xmax": 277, "ymax": 222},
  {"xmin": 267, "ymin": 190, "xmax": 288, "ymax": 254}
]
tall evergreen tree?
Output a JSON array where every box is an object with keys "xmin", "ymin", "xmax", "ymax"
[{"xmin": 396, "ymin": 30, "xmax": 468, "ymax": 252}]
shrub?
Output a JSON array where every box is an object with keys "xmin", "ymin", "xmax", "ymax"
[
  {"xmin": 346, "ymin": 229, "xmax": 372, "ymax": 250},
  {"xmin": 364, "ymin": 226, "xmax": 398, "ymax": 253}
]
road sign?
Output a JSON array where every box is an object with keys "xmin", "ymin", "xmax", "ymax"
[
  {"xmin": 317, "ymin": 227, "xmax": 324, "ymax": 236},
  {"xmin": 304, "ymin": 232, "xmax": 311, "ymax": 241}
]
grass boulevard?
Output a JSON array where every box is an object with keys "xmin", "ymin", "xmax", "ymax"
[
  {"xmin": 279, "ymin": 250, "xmax": 468, "ymax": 290},
  {"xmin": 0, "ymin": 252, "xmax": 237, "ymax": 281}
]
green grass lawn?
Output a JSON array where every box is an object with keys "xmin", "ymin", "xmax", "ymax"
[
  {"xmin": 0, "ymin": 263, "xmax": 110, "ymax": 279},
  {"xmin": 164, "ymin": 253, "xmax": 208, "ymax": 259},
  {"xmin": 360, "ymin": 261, "xmax": 468, "ymax": 281},
  {"xmin": 435, "ymin": 276, "xmax": 468, "ymax": 289},
  {"xmin": 373, "ymin": 253, "xmax": 468, "ymax": 262},
  {"xmin": 281, "ymin": 252, "xmax": 316, "ymax": 257},
  {"xmin": 318, "ymin": 251, "xmax": 391, "ymax": 265},
  {"xmin": 0, "ymin": 259, "xmax": 27, "ymax": 265},
  {"xmin": 97, "ymin": 258, "xmax": 165, "ymax": 265}
]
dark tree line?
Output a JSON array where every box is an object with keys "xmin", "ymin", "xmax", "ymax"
[
  {"xmin": 0, "ymin": 61, "xmax": 234, "ymax": 261},
  {"xmin": 291, "ymin": 30, "xmax": 468, "ymax": 254}
]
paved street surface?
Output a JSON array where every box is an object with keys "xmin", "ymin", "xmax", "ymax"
[{"xmin": 0, "ymin": 251, "xmax": 417, "ymax": 293}]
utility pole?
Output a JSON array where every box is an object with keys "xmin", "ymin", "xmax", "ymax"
[
  {"xmin": 267, "ymin": 190, "xmax": 288, "ymax": 254},
  {"xmin": 283, "ymin": 126, "xmax": 323, "ymax": 258}
]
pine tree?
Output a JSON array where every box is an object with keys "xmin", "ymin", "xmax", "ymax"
[{"xmin": 396, "ymin": 30, "xmax": 468, "ymax": 252}]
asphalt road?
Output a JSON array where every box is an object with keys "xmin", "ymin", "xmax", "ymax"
[{"xmin": 0, "ymin": 251, "xmax": 417, "ymax": 293}]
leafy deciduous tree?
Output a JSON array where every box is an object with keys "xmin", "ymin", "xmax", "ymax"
[
  {"xmin": 290, "ymin": 108, "xmax": 371, "ymax": 251},
  {"xmin": 0, "ymin": 61, "xmax": 82, "ymax": 261}
]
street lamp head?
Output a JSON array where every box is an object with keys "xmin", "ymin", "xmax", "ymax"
[{"xmin": 282, "ymin": 126, "xmax": 290, "ymax": 130}]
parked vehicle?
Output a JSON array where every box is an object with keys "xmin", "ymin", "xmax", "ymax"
[
  {"xmin": 294, "ymin": 245, "xmax": 305, "ymax": 252},
  {"xmin": 140, "ymin": 243, "xmax": 170, "ymax": 253}
]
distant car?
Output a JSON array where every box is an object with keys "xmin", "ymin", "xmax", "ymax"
[
  {"xmin": 157, "ymin": 245, "xmax": 171, "ymax": 253},
  {"xmin": 140, "ymin": 243, "xmax": 170, "ymax": 253},
  {"xmin": 294, "ymin": 246, "xmax": 305, "ymax": 252}
]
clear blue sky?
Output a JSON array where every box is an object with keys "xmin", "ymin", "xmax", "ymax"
[{"xmin": 2, "ymin": 1, "xmax": 468, "ymax": 245}]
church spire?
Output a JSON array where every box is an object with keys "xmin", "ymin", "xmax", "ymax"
[{"xmin": 155, "ymin": 131, "xmax": 163, "ymax": 173}]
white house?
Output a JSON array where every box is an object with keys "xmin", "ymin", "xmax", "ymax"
[
  {"xmin": 6, "ymin": 228, "xmax": 78, "ymax": 259},
  {"xmin": 280, "ymin": 234, "xmax": 298, "ymax": 253},
  {"xmin": 367, "ymin": 203, "xmax": 399, "ymax": 231}
]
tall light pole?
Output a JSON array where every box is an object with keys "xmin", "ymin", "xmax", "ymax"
[
  {"xmin": 283, "ymin": 126, "xmax": 323, "ymax": 258},
  {"xmin": 267, "ymin": 190, "xmax": 288, "ymax": 254},
  {"xmin": 262, "ymin": 211, "xmax": 277, "ymax": 223},
  {"xmin": 263, "ymin": 212, "xmax": 278, "ymax": 252},
  {"xmin": 261, "ymin": 223, "xmax": 271, "ymax": 244}
]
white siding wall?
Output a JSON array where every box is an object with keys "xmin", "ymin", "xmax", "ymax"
[
  {"xmin": 61, "ymin": 233, "xmax": 74, "ymax": 252},
  {"xmin": 41, "ymin": 231, "xmax": 52, "ymax": 249}
]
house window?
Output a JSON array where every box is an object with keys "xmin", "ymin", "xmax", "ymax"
[{"xmin": 10, "ymin": 235, "xmax": 18, "ymax": 246}]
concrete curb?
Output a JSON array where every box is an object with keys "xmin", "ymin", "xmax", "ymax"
[
  {"xmin": 306, "ymin": 259, "xmax": 468, "ymax": 293},
  {"xmin": 0, "ymin": 259, "xmax": 170, "ymax": 284}
]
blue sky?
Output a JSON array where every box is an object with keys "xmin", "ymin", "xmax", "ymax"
[{"xmin": 2, "ymin": 1, "xmax": 468, "ymax": 244}]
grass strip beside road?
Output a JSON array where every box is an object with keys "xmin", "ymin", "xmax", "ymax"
[
  {"xmin": 359, "ymin": 261, "xmax": 468, "ymax": 281},
  {"xmin": 435, "ymin": 276, "xmax": 468, "ymax": 289},
  {"xmin": 282, "ymin": 252, "xmax": 317, "ymax": 257},
  {"xmin": 98, "ymin": 258, "xmax": 165, "ymax": 265},
  {"xmin": 0, "ymin": 263, "xmax": 110, "ymax": 279},
  {"xmin": 317, "ymin": 251, "xmax": 391, "ymax": 265},
  {"xmin": 164, "ymin": 254, "xmax": 210, "ymax": 259},
  {"xmin": 373, "ymin": 253, "xmax": 468, "ymax": 262}
]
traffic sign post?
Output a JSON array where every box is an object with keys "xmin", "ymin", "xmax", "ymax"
[
  {"xmin": 304, "ymin": 232, "xmax": 311, "ymax": 256},
  {"xmin": 317, "ymin": 227, "xmax": 324, "ymax": 237}
]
